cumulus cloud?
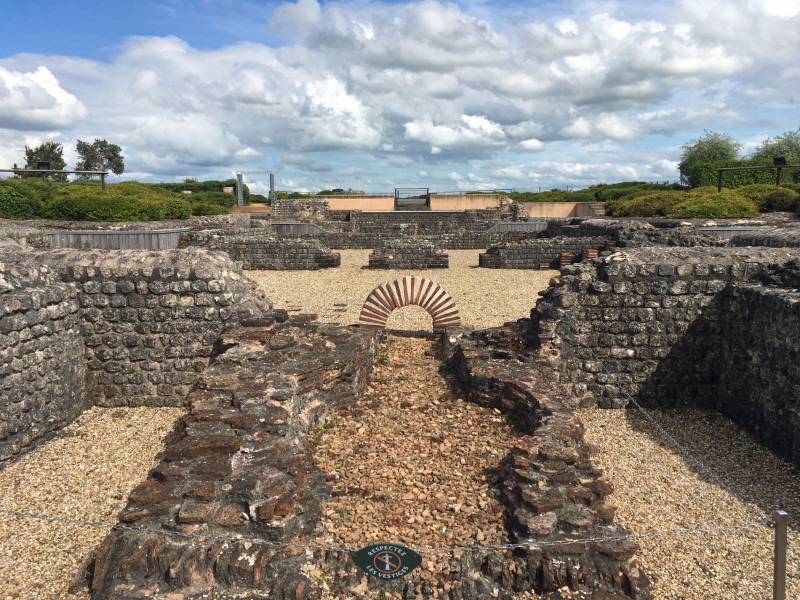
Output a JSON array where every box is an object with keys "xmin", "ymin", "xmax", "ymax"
[
  {"xmin": 0, "ymin": 66, "xmax": 86, "ymax": 130},
  {"xmin": 1, "ymin": 0, "xmax": 798, "ymax": 187}
]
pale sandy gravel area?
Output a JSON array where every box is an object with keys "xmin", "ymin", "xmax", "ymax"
[
  {"xmin": 579, "ymin": 408, "xmax": 800, "ymax": 600},
  {"xmin": 0, "ymin": 407, "xmax": 185, "ymax": 600},
  {"xmin": 245, "ymin": 249, "xmax": 555, "ymax": 331}
]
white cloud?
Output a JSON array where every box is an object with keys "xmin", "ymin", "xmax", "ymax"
[
  {"xmin": 1, "ymin": 0, "xmax": 799, "ymax": 187},
  {"xmin": 405, "ymin": 115, "xmax": 505, "ymax": 151},
  {"xmin": 0, "ymin": 66, "xmax": 86, "ymax": 130},
  {"xmin": 520, "ymin": 138, "xmax": 545, "ymax": 151}
]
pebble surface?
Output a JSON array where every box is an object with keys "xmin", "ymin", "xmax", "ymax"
[{"xmin": 245, "ymin": 249, "xmax": 555, "ymax": 331}]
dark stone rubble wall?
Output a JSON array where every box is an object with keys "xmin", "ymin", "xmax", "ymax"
[
  {"xmin": 83, "ymin": 313, "xmax": 380, "ymax": 599},
  {"xmin": 0, "ymin": 259, "xmax": 87, "ymax": 461},
  {"xmin": 531, "ymin": 246, "xmax": 800, "ymax": 465},
  {"xmin": 180, "ymin": 231, "xmax": 340, "ymax": 270},
  {"xmin": 479, "ymin": 237, "xmax": 608, "ymax": 269}
]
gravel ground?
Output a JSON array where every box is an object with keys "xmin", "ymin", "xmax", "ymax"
[
  {"xmin": 1, "ymin": 256, "xmax": 798, "ymax": 600},
  {"xmin": 579, "ymin": 408, "xmax": 800, "ymax": 600},
  {"xmin": 0, "ymin": 407, "xmax": 185, "ymax": 600},
  {"xmin": 245, "ymin": 250, "xmax": 554, "ymax": 331}
]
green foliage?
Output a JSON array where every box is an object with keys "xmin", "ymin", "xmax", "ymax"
[
  {"xmin": 605, "ymin": 188, "xmax": 758, "ymax": 218},
  {"xmin": 21, "ymin": 141, "xmax": 67, "ymax": 181},
  {"xmin": 750, "ymin": 127, "xmax": 800, "ymax": 160},
  {"xmin": 75, "ymin": 138, "xmax": 125, "ymax": 176},
  {"xmin": 161, "ymin": 198, "xmax": 193, "ymax": 219},
  {"xmin": 250, "ymin": 193, "xmax": 270, "ymax": 204},
  {"xmin": 191, "ymin": 203, "xmax": 229, "ymax": 216},
  {"xmin": 690, "ymin": 157, "xmax": 800, "ymax": 188},
  {"xmin": 0, "ymin": 180, "xmax": 43, "ymax": 219},
  {"xmin": 761, "ymin": 188, "xmax": 800, "ymax": 212},
  {"xmin": 604, "ymin": 191, "xmax": 685, "ymax": 217},
  {"xmin": 679, "ymin": 130, "xmax": 741, "ymax": 185},
  {"xmin": 277, "ymin": 191, "xmax": 309, "ymax": 199},
  {"xmin": 666, "ymin": 189, "xmax": 757, "ymax": 218},
  {"xmin": 735, "ymin": 184, "xmax": 785, "ymax": 208},
  {"xmin": 509, "ymin": 182, "xmax": 681, "ymax": 204}
]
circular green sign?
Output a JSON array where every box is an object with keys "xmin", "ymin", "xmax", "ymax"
[{"xmin": 352, "ymin": 543, "xmax": 422, "ymax": 580}]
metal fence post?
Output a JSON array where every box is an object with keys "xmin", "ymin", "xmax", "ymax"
[{"xmin": 773, "ymin": 510, "xmax": 788, "ymax": 600}]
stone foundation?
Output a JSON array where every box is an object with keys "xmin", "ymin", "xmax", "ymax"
[
  {"xmin": 180, "ymin": 231, "xmax": 340, "ymax": 270},
  {"xmin": 0, "ymin": 248, "xmax": 269, "ymax": 462},
  {"xmin": 367, "ymin": 238, "xmax": 449, "ymax": 269},
  {"xmin": 531, "ymin": 246, "xmax": 800, "ymax": 465},
  {"xmin": 0, "ymin": 259, "xmax": 86, "ymax": 461},
  {"xmin": 479, "ymin": 237, "xmax": 607, "ymax": 269}
]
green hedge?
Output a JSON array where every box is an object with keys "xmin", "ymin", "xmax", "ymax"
[
  {"xmin": 508, "ymin": 182, "xmax": 681, "ymax": 203},
  {"xmin": 605, "ymin": 188, "xmax": 758, "ymax": 218},
  {"xmin": 0, "ymin": 180, "xmax": 43, "ymax": 219},
  {"xmin": 689, "ymin": 158, "xmax": 800, "ymax": 188}
]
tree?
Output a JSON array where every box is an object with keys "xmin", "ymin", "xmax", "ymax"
[
  {"xmin": 678, "ymin": 130, "xmax": 741, "ymax": 185},
  {"xmin": 74, "ymin": 138, "xmax": 125, "ymax": 177},
  {"xmin": 750, "ymin": 127, "xmax": 800, "ymax": 160},
  {"xmin": 18, "ymin": 141, "xmax": 67, "ymax": 181}
]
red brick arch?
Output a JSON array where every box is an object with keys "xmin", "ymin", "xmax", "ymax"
[{"xmin": 358, "ymin": 276, "xmax": 461, "ymax": 330}]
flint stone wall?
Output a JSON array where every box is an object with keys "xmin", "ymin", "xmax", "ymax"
[
  {"xmin": 479, "ymin": 237, "xmax": 607, "ymax": 269},
  {"xmin": 0, "ymin": 259, "xmax": 86, "ymax": 461},
  {"xmin": 531, "ymin": 247, "xmax": 800, "ymax": 465},
  {"xmin": 367, "ymin": 238, "xmax": 448, "ymax": 269},
  {"xmin": 180, "ymin": 231, "xmax": 340, "ymax": 270}
]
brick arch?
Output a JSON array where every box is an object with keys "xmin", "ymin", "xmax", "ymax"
[{"xmin": 358, "ymin": 276, "xmax": 461, "ymax": 330}]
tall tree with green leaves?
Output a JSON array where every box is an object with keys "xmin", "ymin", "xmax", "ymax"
[
  {"xmin": 750, "ymin": 127, "xmax": 800, "ymax": 160},
  {"xmin": 19, "ymin": 141, "xmax": 67, "ymax": 181},
  {"xmin": 678, "ymin": 130, "xmax": 741, "ymax": 185},
  {"xmin": 74, "ymin": 138, "xmax": 125, "ymax": 177}
]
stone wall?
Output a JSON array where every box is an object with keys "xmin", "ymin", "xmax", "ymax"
[
  {"xmin": 0, "ymin": 258, "xmax": 86, "ymax": 461},
  {"xmin": 530, "ymin": 246, "xmax": 800, "ymax": 464},
  {"xmin": 479, "ymin": 237, "xmax": 607, "ymax": 269},
  {"xmin": 82, "ymin": 312, "xmax": 380, "ymax": 599},
  {"xmin": 367, "ymin": 238, "xmax": 448, "ymax": 269},
  {"xmin": 442, "ymin": 324, "xmax": 649, "ymax": 599},
  {"xmin": 180, "ymin": 231, "xmax": 341, "ymax": 270}
]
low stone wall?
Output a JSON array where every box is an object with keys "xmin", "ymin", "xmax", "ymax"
[
  {"xmin": 442, "ymin": 324, "xmax": 649, "ymax": 599},
  {"xmin": 82, "ymin": 313, "xmax": 380, "ymax": 599},
  {"xmin": 479, "ymin": 237, "xmax": 607, "ymax": 269},
  {"xmin": 0, "ymin": 258, "xmax": 86, "ymax": 461},
  {"xmin": 530, "ymin": 246, "xmax": 800, "ymax": 465},
  {"xmin": 367, "ymin": 238, "xmax": 448, "ymax": 269},
  {"xmin": 180, "ymin": 231, "xmax": 340, "ymax": 270}
]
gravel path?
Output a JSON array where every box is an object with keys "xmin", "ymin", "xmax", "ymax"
[{"xmin": 245, "ymin": 250, "xmax": 555, "ymax": 331}]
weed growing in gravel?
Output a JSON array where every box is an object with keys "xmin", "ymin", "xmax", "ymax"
[
  {"xmin": 320, "ymin": 327, "xmax": 329, "ymax": 338},
  {"xmin": 317, "ymin": 420, "xmax": 334, "ymax": 431},
  {"xmin": 376, "ymin": 352, "xmax": 389, "ymax": 365}
]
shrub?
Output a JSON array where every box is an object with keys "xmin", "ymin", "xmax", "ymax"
[
  {"xmin": 0, "ymin": 181, "xmax": 42, "ymax": 219},
  {"xmin": 189, "ymin": 191, "xmax": 236, "ymax": 208},
  {"xmin": 736, "ymin": 184, "xmax": 788, "ymax": 209},
  {"xmin": 162, "ymin": 198, "xmax": 193, "ymax": 219},
  {"xmin": 761, "ymin": 189, "xmax": 800, "ymax": 212},
  {"xmin": 689, "ymin": 157, "xmax": 800, "ymax": 188},
  {"xmin": 605, "ymin": 191, "xmax": 685, "ymax": 217},
  {"xmin": 191, "ymin": 203, "xmax": 229, "ymax": 216},
  {"xmin": 665, "ymin": 189, "xmax": 758, "ymax": 218}
]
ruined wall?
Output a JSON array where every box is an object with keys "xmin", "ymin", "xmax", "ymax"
[
  {"xmin": 366, "ymin": 238, "xmax": 448, "ymax": 269},
  {"xmin": 531, "ymin": 247, "xmax": 800, "ymax": 464},
  {"xmin": 181, "ymin": 231, "xmax": 340, "ymax": 270},
  {"xmin": 479, "ymin": 237, "xmax": 607, "ymax": 269},
  {"xmin": 0, "ymin": 258, "xmax": 86, "ymax": 461},
  {"xmin": 83, "ymin": 313, "xmax": 380, "ymax": 599}
]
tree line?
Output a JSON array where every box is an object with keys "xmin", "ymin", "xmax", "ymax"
[
  {"xmin": 12, "ymin": 139, "xmax": 125, "ymax": 181},
  {"xmin": 679, "ymin": 127, "xmax": 800, "ymax": 185}
]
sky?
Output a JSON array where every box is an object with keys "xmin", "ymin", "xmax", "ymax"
[{"xmin": 0, "ymin": 0, "xmax": 799, "ymax": 195}]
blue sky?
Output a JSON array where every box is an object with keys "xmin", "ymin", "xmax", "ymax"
[{"xmin": 1, "ymin": 0, "xmax": 798, "ymax": 194}]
